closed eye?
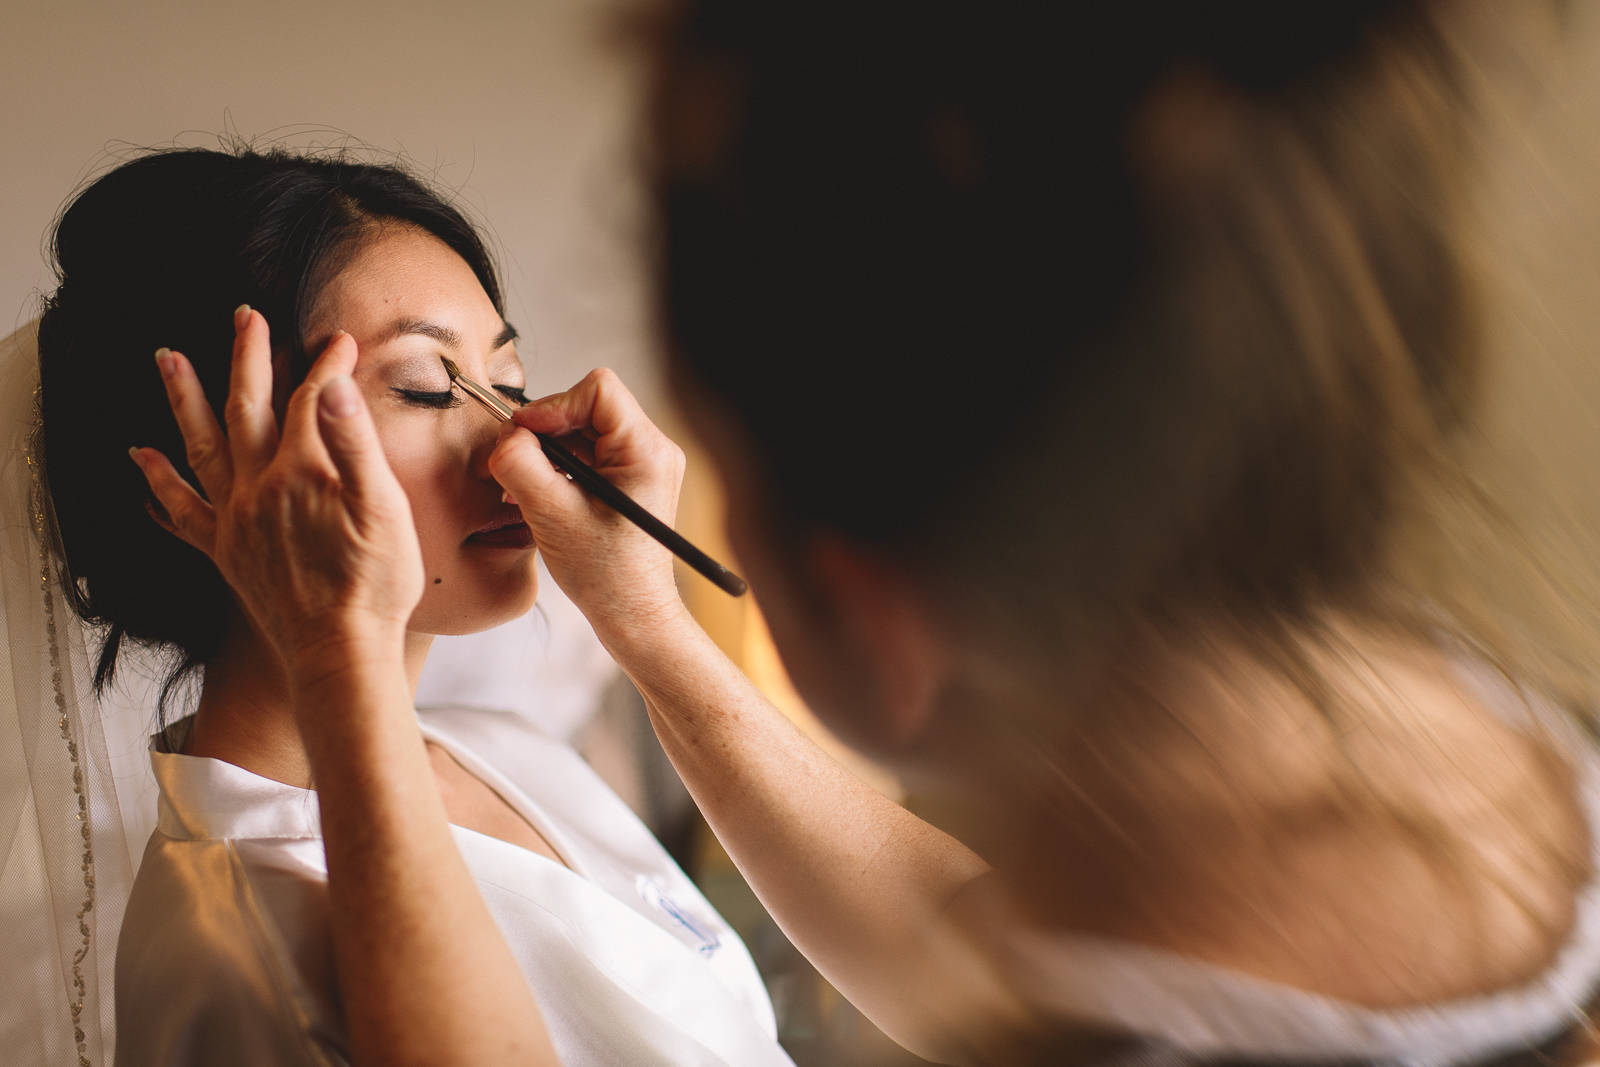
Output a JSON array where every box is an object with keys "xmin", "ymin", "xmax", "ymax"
[
  {"xmin": 393, "ymin": 388, "xmax": 463, "ymax": 409},
  {"xmin": 392, "ymin": 384, "xmax": 528, "ymax": 409}
]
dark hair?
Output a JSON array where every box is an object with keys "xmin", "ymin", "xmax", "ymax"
[
  {"xmin": 646, "ymin": 2, "xmax": 1475, "ymax": 653},
  {"xmin": 38, "ymin": 148, "xmax": 504, "ymax": 718}
]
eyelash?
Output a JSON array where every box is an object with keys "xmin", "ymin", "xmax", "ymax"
[{"xmin": 393, "ymin": 384, "xmax": 529, "ymax": 409}]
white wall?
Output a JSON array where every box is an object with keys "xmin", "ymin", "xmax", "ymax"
[{"xmin": 0, "ymin": 0, "xmax": 661, "ymax": 407}]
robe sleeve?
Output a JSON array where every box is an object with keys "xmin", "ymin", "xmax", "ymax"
[{"xmin": 114, "ymin": 834, "xmax": 347, "ymax": 1066}]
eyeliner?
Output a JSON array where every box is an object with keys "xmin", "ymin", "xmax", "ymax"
[{"xmin": 440, "ymin": 357, "xmax": 747, "ymax": 597}]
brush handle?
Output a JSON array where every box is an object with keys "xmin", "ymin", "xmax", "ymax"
[
  {"xmin": 444, "ymin": 360, "xmax": 746, "ymax": 596},
  {"xmin": 537, "ymin": 433, "xmax": 748, "ymax": 597}
]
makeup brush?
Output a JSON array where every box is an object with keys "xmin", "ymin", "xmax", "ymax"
[{"xmin": 440, "ymin": 357, "xmax": 747, "ymax": 597}]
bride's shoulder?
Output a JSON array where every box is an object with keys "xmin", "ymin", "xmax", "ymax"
[{"xmin": 115, "ymin": 833, "xmax": 340, "ymax": 1064}]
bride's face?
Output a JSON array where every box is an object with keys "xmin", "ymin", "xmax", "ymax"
[{"xmin": 303, "ymin": 224, "xmax": 539, "ymax": 635}]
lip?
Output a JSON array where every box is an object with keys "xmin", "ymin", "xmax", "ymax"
[{"xmin": 465, "ymin": 507, "xmax": 534, "ymax": 549}]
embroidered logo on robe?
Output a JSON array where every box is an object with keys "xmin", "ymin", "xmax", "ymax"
[{"xmin": 637, "ymin": 876, "xmax": 722, "ymax": 957}]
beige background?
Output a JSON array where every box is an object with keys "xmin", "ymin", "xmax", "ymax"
[{"xmin": 0, "ymin": 0, "xmax": 661, "ymax": 408}]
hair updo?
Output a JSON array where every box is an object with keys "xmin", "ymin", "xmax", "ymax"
[
  {"xmin": 38, "ymin": 147, "xmax": 504, "ymax": 717},
  {"xmin": 646, "ymin": 2, "xmax": 1478, "ymax": 658}
]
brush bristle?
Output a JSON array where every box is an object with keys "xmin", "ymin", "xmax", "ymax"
[{"xmin": 439, "ymin": 355, "xmax": 461, "ymax": 381}]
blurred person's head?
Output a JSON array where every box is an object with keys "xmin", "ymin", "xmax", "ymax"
[{"xmin": 644, "ymin": 3, "xmax": 1510, "ymax": 777}]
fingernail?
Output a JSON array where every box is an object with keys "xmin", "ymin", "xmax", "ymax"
[
  {"xmin": 501, "ymin": 489, "xmax": 515, "ymax": 504},
  {"xmin": 320, "ymin": 375, "xmax": 359, "ymax": 418},
  {"xmin": 233, "ymin": 304, "xmax": 251, "ymax": 331},
  {"xmin": 127, "ymin": 446, "xmax": 143, "ymax": 466},
  {"xmin": 154, "ymin": 348, "xmax": 175, "ymax": 378}
]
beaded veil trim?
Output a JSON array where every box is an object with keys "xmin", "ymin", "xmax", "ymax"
[{"xmin": 26, "ymin": 388, "xmax": 95, "ymax": 1067}]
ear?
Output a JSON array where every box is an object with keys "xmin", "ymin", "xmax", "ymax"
[{"xmin": 805, "ymin": 534, "xmax": 952, "ymax": 749}]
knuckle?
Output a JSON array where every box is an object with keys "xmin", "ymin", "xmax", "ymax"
[
  {"xmin": 588, "ymin": 367, "xmax": 622, "ymax": 402},
  {"xmin": 257, "ymin": 467, "xmax": 288, "ymax": 495},
  {"xmin": 184, "ymin": 438, "xmax": 217, "ymax": 473},
  {"xmin": 653, "ymin": 436, "xmax": 684, "ymax": 467},
  {"xmin": 259, "ymin": 467, "xmax": 302, "ymax": 500},
  {"xmin": 167, "ymin": 502, "xmax": 205, "ymax": 540},
  {"xmin": 304, "ymin": 465, "xmax": 340, "ymax": 494},
  {"xmin": 223, "ymin": 395, "xmax": 256, "ymax": 424},
  {"xmin": 268, "ymin": 460, "xmax": 338, "ymax": 499},
  {"xmin": 146, "ymin": 484, "xmax": 179, "ymax": 517}
]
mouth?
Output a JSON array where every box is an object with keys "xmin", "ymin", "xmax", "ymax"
[{"xmin": 465, "ymin": 508, "xmax": 535, "ymax": 549}]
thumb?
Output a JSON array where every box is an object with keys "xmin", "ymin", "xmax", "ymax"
[
  {"xmin": 512, "ymin": 394, "xmax": 586, "ymax": 438},
  {"xmin": 489, "ymin": 426, "xmax": 584, "ymax": 515},
  {"xmin": 316, "ymin": 375, "xmax": 397, "ymax": 505}
]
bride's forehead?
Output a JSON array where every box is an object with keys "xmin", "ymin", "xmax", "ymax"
[
  {"xmin": 312, "ymin": 230, "xmax": 497, "ymax": 329},
  {"xmin": 336, "ymin": 230, "xmax": 484, "ymax": 297}
]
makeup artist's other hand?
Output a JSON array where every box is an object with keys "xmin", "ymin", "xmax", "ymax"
[
  {"xmin": 489, "ymin": 368, "xmax": 689, "ymax": 648},
  {"xmin": 130, "ymin": 307, "xmax": 424, "ymax": 674}
]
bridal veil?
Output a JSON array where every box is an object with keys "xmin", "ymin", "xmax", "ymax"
[{"xmin": 1, "ymin": 318, "xmax": 151, "ymax": 1065}]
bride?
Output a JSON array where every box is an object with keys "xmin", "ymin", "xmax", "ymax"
[{"xmin": 23, "ymin": 146, "xmax": 808, "ymax": 1066}]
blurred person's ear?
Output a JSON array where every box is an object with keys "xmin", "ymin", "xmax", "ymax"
[
  {"xmin": 805, "ymin": 535, "xmax": 951, "ymax": 751},
  {"xmin": 675, "ymin": 374, "xmax": 955, "ymax": 755}
]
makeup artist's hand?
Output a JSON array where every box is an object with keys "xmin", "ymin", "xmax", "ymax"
[
  {"xmin": 488, "ymin": 368, "xmax": 690, "ymax": 648},
  {"xmin": 130, "ymin": 306, "xmax": 424, "ymax": 674}
]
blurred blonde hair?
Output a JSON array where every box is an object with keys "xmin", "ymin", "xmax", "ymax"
[{"xmin": 1360, "ymin": 1, "xmax": 1600, "ymax": 720}]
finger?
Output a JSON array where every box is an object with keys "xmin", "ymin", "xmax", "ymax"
[
  {"xmin": 129, "ymin": 446, "xmax": 218, "ymax": 554},
  {"xmin": 155, "ymin": 347, "xmax": 232, "ymax": 503},
  {"xmin": 541, "ymin": 428, "xmax": 597, "ymax": 468},
  {"xmin": 511, "ymin": 368, "xmax": 666, "ymax": 470},
  {"xmin": 511, "ymin": 367, "xmax": 629, "ymax": 437},
  {"xmin": 224, "ymin": 305, "xmax": 280, "ymax": 477},
  {"xmin": 281, "ymin": 331, "xmax": 360, "ymax": 460},
  {"xmin": 488, "ymin": 426, "xmax": 587, "ymax": 517},
  {"xmin": 316, "ymin": 375, "xmax": 405, "ymax": 508}
]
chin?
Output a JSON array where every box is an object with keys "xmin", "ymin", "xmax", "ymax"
[{"xmin": 409, "ymin": 569, "xmax": 540, "ymax": 636}]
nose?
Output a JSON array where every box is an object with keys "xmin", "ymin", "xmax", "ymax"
[{"xmin": 465, "ymin": 411, "xmax": 502, "ymax": 482}]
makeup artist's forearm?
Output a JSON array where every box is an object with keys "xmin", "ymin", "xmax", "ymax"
[
  {"xmin": 289, "ymin": 655, "xmax": 560, "ymax": 1067},
  {"xmin": 602, "ymin": 614, "xmax": 991, "ymax": 1057}
]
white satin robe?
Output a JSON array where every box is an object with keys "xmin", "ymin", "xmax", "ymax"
[{"xmin": 113, "ymin": 706, "xmax": 793, "ymax": 1066}]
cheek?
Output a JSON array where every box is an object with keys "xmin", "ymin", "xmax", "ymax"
[
  {"xmin": 367, "ymin": 412, "xmax": 538, "ymax": 634},
  {"xmin": 374, "ymin": 427, "xmax": 467, "ymax": 567}
]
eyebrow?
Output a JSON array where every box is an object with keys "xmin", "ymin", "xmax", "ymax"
[{"xmin": 385, "ymin": 317, "xmax": 519, "ymax": 354}]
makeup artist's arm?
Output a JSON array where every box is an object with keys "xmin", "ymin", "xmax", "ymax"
[
  {"xmin": 490, "ymin": 370, "xmax": 998, "ymax": 1061},
  {"xmin": 134, "ymin": 312, "xmax": 560, "ymax": 1067}
]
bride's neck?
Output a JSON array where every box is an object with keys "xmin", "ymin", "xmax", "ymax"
[{"xmin": 184, "ymin": 615, "xmax": 433, "ymax": 788}]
